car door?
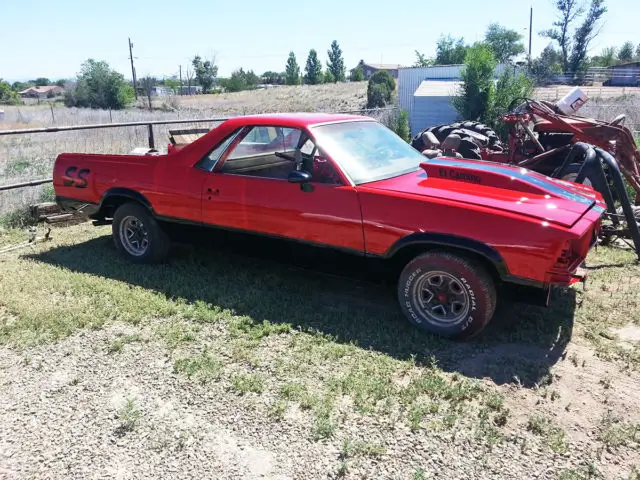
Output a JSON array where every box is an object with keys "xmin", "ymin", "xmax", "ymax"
[{"xmin": 201, "ymin": 125, "xmax": 365, "ymax": 253}]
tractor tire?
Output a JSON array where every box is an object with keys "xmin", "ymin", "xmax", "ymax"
[
  {"xmin": 559, "ymin": 163, "xmax": 594, "ymax": 187},
  {"xmin": 411, "ymin": 122, "xmax": 503, "ymax": 158},
  {"xmin": 397, "ymin": 251, "xmax": 497, "ymax": 340}
]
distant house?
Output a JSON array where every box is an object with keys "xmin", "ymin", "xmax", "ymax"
[
  {"xmin": 149, "ymin": 86, "xmax": 173, "ymax": 97},
  {"xmin": 179, "ymin": 85, "xmax": 203, "ymax": 95},
  {"xmin": 607, "ymin": 61, "xmax": 640, "ymax": 86},
  {"xmin": 352, "ymin": 61, "xmax": 402, "ymax": 79},
  {"xmin": 19, "ymin": 85, "xmax": 64, "ymax": 99}
]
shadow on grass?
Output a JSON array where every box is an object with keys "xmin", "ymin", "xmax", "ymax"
[{"xmin": 28, "ymin": 228, "xmax": 577, "ymax": 387}]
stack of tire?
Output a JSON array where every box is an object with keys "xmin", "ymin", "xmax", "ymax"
[{"xmin": 411, "ymin": 121, "xmax": 503, "ymax": 160}]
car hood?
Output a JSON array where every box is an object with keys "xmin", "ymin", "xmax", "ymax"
[{"xmin": 362, "ymin": 157, "xmax": 602, "ymax": 228}]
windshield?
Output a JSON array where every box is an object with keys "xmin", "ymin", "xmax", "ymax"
[{"xmin": 311, "ymin": 121, "xmax": 425, "ymax": 184}]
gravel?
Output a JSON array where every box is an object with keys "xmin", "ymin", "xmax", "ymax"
[{"xmin": 0, "ymin": 322, "xmax": 637, "ymax": 479}]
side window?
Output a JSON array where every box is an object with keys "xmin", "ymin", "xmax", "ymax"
[
  {"xmin": 196, "ymin": 130, "xmax": 241, "ymax": 172},
  {"xmin": 221, "ymin": 126, "xmax": 302, "ymax": 179}
]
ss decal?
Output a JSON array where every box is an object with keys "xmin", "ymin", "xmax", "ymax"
[{"xmin": 63, "ymin": 167, "xmax": 90, "ymax": 188}]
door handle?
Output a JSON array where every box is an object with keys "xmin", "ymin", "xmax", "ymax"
[{"xmin": 206, "ymin": 187, "xmax": 220, "ymax": 200}]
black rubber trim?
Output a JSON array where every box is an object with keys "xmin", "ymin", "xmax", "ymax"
[
  {"xmin": 385, "ymin": 232, "xmax": 505, "ymax": 271},
  {"xmin": 99, "ymin": 188, "xmax": 153, "ymax": 212},
  {"xmin": 153, "ymin": 214, "xmax": 367, "ymax": 257},
  {"xmin": 56, "ymin": 196, "xmax": 100, "ymax": 217}
]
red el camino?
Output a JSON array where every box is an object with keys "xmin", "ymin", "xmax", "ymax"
[{"xmin": 53, "ymin": 113, "xmax": 605, "ymax": 339}]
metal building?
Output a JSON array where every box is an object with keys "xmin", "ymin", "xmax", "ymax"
[
  {"xmin": 398, "ymin": 64, "xmax": 509, "ymax": 136},
  {"xmin": 410, "ymin": 81, "xmax": 462, "ymax": 136}
]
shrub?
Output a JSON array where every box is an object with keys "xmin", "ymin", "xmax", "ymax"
[
  {"xmin": 0, "ymin": 79, "xmax": 19, "ymax": 105},
  {"xmin": 367, "ymin": 70, "xmax": 395, "ymax": 108},
  {"xmin": 452, "ymin": 44, "xmax": 497, "ymax": 122},
  {"xmin": 350, "ymin": 67, "xmax": 365, "ymax": 82},
  {"xmin": 391, "ymin": 109, "xmax": 410, "ymax": 142},
  {"xmin": 64, "ymin": 59, "xmax": 134, "ymax": 110}
]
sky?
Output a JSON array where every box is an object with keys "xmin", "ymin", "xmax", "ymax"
[{"xmin": 1, "ymin": 0, "xmax": 638, "ymax": 82}]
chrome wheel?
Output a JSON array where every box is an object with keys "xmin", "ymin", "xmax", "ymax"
[
  {"xmin": 119, "ymin": 215, "xmax": 149, "ymax": 257},
  {"xmin": 414, "ymin": 271, "xmax": 470, "ymax": 326}
]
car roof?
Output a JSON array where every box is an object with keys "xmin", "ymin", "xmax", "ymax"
[{"xmin": 220, "ymin": 112, "xmax": 372, "ymax": 129}]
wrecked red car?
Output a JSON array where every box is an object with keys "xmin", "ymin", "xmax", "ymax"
[{"xmin": 53, "ymin": 113, "xmax": 605, "ymax": 339}]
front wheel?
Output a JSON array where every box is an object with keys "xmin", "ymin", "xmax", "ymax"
[
  {"xmin": 397, "ymin": 251, "xmax": 496, "ymax": 340},
  {"xmin": 112, "ymin": 202, "xmax": 170, "ymax": 263}
]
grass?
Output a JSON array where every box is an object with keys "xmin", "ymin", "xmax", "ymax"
[
  {"xmin": 107, "ymin": 334, "xmax": 142, "ymax": 353},
  {"xmin": 527, "ymin": 415, "xmax": 570, "ymax": 453},
  {"xmin": 1, "ymin": 222, "xmax": 639, "ymax": 472},
  {"xmin": 231, "ymin": 373, "xmax": 265, "ymax": 395},
  {"xmin": 173, "ymin": 350, "xmax": 222, "ymax": 383},
  {"xmin": 598, "ymin": 411, "xmax": 640, "ymax": 450},
  {"xmin": 115, "ymin": 398, "xmax": 142, "ymax": 436}
]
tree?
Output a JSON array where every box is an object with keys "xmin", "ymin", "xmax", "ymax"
[
  {"xmin": 222, "ymin": 68, "xmax": 260, "ymax": 92},
  {"xmin": 285, "ymin": 52, "xmax": 301, "ymax": 85},
  {"xmin": 192, "ymin": 55, "xmax": 218, "ymax": 94},
  {"xmin": 568, "ymin": 0, "xmax": 607, "ymax": 74},
  {"xmin": 32, "ymin": 77, "xmax": 50, "ymax": 86},
  {"xmin": 350, "ymin": 67, "xmax": 364, "ymax": 81},
  {"xmin": 452, "ymin": 44, "xmax": 497, "ymax": 122},
  {"xmin": 435, "ymin": 35, "xmax": 468, "ymax": 64},
  {"xmin": 413, "ymin": 50, "xmax": 433, "ymax": 67},
  {"xmin": 488, "ymin": 71, "xmax": 534, "ymax": 136},
  {"xmin": 591, "ymin": 46, "xmax": 617, "ymax": 67},
  {"xmin": 530, "ymin": 44, "xmax": 563, "ymax": 85},
  {"xmin": 484, "ymin": 24, "xmax": 526, "ymax": 63},
  {"xmin": 303, "ymin": 49, "xmax": 323, "ymax": 85},
  {"xmin": 64, "ymin": 59, "xmax": 134, "ymax": 109},
  {"xmin": 164, "ymin": 78, "xmax": 180, "ymax": 93},
  {"xmin": 54, "ymin": 79, "xmax": 67, "ymax": 88},
  {"xmin": 618, "ymin": 41, "xmax": 634, "ymax": 62},
  {"xmin": 366, "ymin": 70, "xmax": 395, "ymax": 108},
  {"xmin": 140, "ymin": 76, "xmax": 156, "ymax": 110},
  {"xmin": 0, "ymin": 79, "xmax": 19, "ymax": 105},
  {"xmin": 185, "ymin": 67, "xmax": 195, "ymax": 94},
  {"xmin": 541, "ymin": 0, "xmax": 584, "ymax": 71},
  {"xmin": 541, "ymin": 0, "xmax": 607, "ymax": 73},
  {"xmin": 324, "ymin": 70, "xmax": 335, "ymax": 84},
  {"xmin": 262, "ymin": 71, "xmax": 285, "ymax": 85},
  {"xmin": 326, "ymin": 40, "xmax": 346, "ymax": 82},
  {"xmin": 636, "ymin": 43, "xmax": 640, "ymax": 59},
  {"xmin": 11, "ymin": 81, "xmax": 33, "ymax": 92}
]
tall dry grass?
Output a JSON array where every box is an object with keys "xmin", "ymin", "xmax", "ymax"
[{"xmin": 0, "ymin": 82, "xmax": 370, "ymax": 215}]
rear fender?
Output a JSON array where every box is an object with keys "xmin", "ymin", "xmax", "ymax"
[
  {"xmin": 384, "ymin": 232, "xmax": 512, "ymax": 284},
  {"xmin": 98, "ymin": 188, "xmax": 153, "ymax": 218}
]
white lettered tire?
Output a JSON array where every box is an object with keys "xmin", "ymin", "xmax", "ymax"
[{"xmin": 398, "ymin": 251, "xmax": 496, "ymax": 340}]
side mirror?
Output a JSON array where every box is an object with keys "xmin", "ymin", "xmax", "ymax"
[{"xmin": 288, "ymin": 170, "xmax": 312, "ymax": 184}]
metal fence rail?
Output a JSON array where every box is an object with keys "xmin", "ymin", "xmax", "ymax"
[{"xmin": 0, "ymin": 108, "xmax": 400, "ymax": 193}]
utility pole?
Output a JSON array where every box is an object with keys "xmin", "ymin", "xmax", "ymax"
[
  {"xmin": 179, "ymin": 65, "xmax": 183, "ymax": 96},
  {"xmin": 128, "ymin": 37, "xmax": 138, "ymax": 99},
  {"xmin": 528, "ymin": 6, "xmax": 533, "ymax": 63}
]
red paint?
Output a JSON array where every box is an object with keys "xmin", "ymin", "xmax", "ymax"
[{"xmin": 53, "ymin": 113, "xmax": 605, "ymax": 288}]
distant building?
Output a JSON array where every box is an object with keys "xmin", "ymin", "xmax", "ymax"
[
  {"xmin": 352, "ymin": 61, "xmax": 402, "ymax": 79},
  {"xmin": 149, "ymin": 86, "xmax": 173, "ymax": 97},
  {"xmin": 607, "ymin": 61, "xmax": 640, "ymax": 87},
  {"xmin": 19, "ymin": 85, "xmax": 64, "ymax": 99},
  {"xmin": 179, "ymin": 85, "xmax": 203, "ymax": 95}
]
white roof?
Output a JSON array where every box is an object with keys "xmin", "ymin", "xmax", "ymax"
[{"xmin": 414, "ymin": 80, "xmax": 461, "ymax": 97}]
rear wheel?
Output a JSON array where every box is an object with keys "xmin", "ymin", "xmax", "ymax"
[
  {"xmin": 112, "ymin": 202, "xmax": 170, "ymax": 263},
  {"xmin": 397, "ymin": 251, "xmax": 497, "ymax": 340}
]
